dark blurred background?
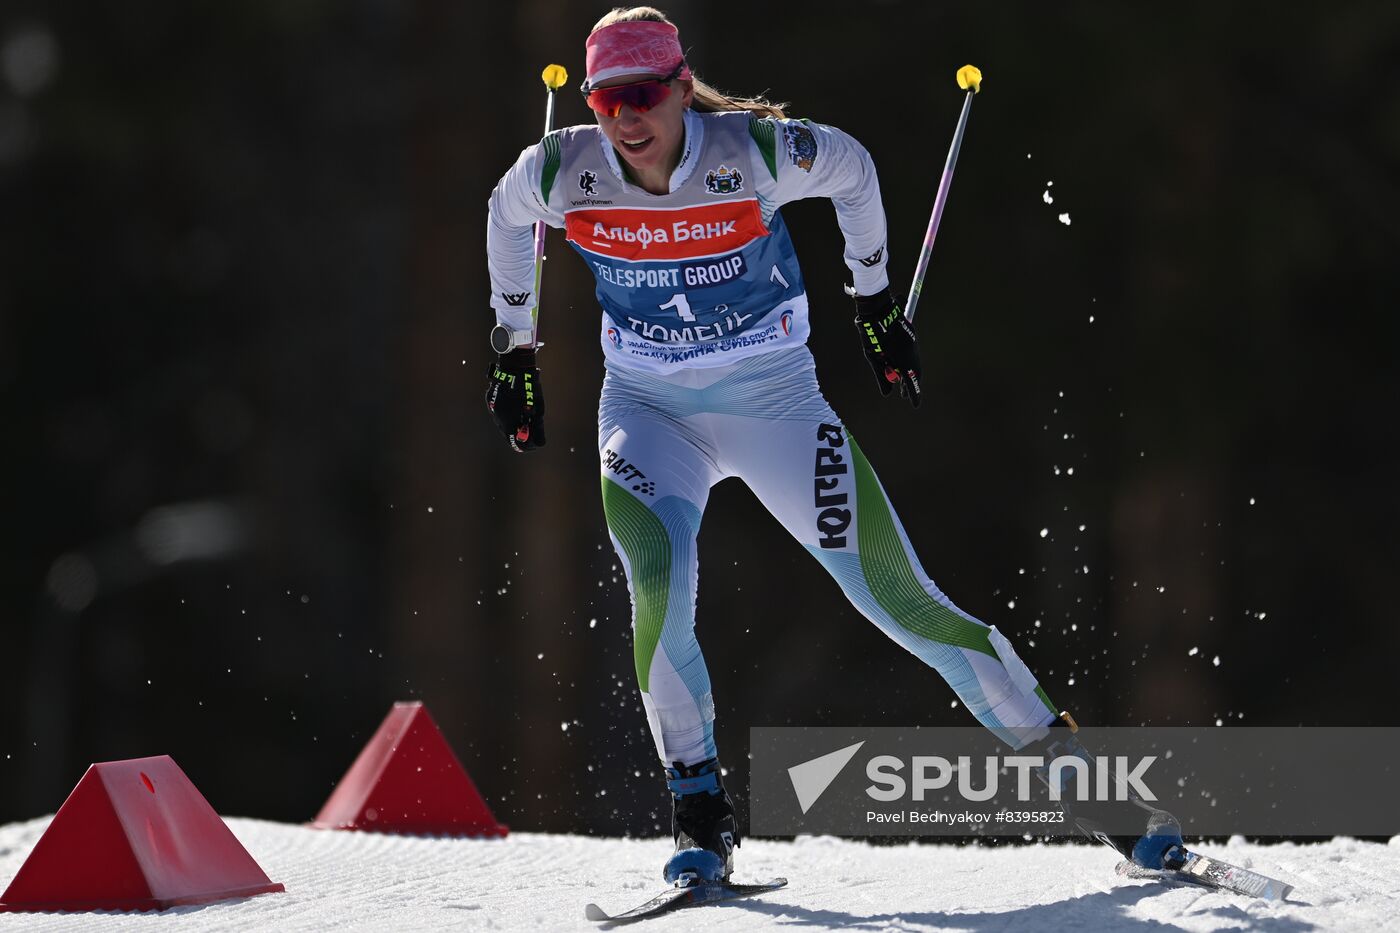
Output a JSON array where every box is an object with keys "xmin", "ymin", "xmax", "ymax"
[{"xmin": 2, "ymin": 1, "xmax": 1398, "ymax": 837}]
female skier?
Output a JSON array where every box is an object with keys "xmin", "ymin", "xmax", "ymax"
[{"xmin": 486, "ymin": 6, "xmax": 1180, "ymax": 884}]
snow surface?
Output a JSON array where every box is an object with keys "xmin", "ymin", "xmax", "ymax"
[{"xmin": 3, "ymin": 818, "xmax": 1398, "ymax": 931}]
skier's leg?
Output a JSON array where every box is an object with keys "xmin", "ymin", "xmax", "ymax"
[
  {"xmin": 716, "ymin": 351, "xmax": 1058, "ymax": 749},
  {"xmin": 712, "ymin": 349, "xmax": 1180, "ymax": 867},
  {"xmin": 599, "ymin": 388, "xmax": 740, "ymax": 882},
  {"xmin": 809, "ymin": 427, "xmax": 1184, "ymax": 864},
  {"xmin": 599, "ymin": 413, "xmax": 723, "ymax": 768},
  {"xmin": 830, "ymin": 427, "xmax": 1060, "ymax": 745}
]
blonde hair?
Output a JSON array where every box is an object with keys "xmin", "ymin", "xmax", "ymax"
[{"xmin": 590, "ymin": 7, "xmax": 788, "ymax": 119}]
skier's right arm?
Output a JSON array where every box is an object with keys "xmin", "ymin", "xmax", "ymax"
[
  {"xmin": 485, "ymin": 139, "xmax": 563, "ymax": 453},
  {"xmin": 486, "ymin": 140, "xmax": 562, "ymax": 332}
]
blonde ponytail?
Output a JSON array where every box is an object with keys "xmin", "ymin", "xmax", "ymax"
[{"xmin": 690, "ymin": 77, "xmax": 788, "ymax": 120}]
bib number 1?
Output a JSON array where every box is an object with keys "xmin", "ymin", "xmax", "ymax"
[{"xmin": 659, "ymin": 293, "xmax": 696, "ymax": 322}]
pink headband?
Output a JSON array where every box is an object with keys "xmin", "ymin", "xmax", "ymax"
[{"xmin": 585, "ymin": 20, "xmax": 691, "ymax": 88}]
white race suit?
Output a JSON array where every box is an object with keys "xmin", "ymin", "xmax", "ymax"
[{"xmin": 488, "ymin": 108, "xmax": 1058, "ymax": 765}]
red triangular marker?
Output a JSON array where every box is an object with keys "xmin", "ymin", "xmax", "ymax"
[
  {"xmin": 313, "ymin": 701, "xmax": 508, "ymax": 837},
  {"xmin": 0, "ymin": 756, "xmax": 284, "ymax": 913}
]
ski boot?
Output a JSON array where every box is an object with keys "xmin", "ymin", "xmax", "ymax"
[
  {"xmin": 1029, "ymin": 713, "xmax": 1186, "ymax": 870},
  {"xmin": 662, "ymin": 758, "xmax": 739, "ymax": 885}
]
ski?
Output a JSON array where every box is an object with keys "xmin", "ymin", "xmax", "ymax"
[
  {"xmin": 584, "ymin": 878, "xmax": 788, "ymax": 924},
  {"xmin": 1116, "ymin": 849, "xmax": 1293, "ymax": 901}
]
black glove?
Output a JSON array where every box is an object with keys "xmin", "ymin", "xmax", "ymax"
[
  {"xmin": 852, "ymin": 287, "xmax": 922, "ymax": 408},
  {"xmin": 484, "ymin": 348, "xmax": 546, "ymax": 452}
]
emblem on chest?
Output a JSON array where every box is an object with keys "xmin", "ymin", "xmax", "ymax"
[{"xmin": 704, "ymin": 164, "xmax": 743, "ymax": 195}]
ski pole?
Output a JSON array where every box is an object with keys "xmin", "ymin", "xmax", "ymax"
[
  {"xmin": 529, "ymin": 63, "xmax": 569, "ymax": 348},
  {"xmin": 514, "ymin": 63, "xmax": 567, "ymax": 447},
  {"xmin": 904, "ymin": 64, "xmax": 981, "ymax": 323}
]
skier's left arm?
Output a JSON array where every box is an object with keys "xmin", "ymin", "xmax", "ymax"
[
  {"xmin": 752, "ymin": 118, "xmax": 921, "ymax": 407},
  {"xmin": 755, "ymin": 118, "xmax": 891, "ymax": 295}
]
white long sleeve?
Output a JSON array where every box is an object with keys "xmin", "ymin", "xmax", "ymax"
[
  {"xmin": 749, "ymin": 118, "xmax": 890, "ymax": 296},
  {"xmin": 486, "ymin": 139, "xmax": 565, "ymax": 332}
]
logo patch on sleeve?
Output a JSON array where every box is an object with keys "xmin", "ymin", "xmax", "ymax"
[{"xmin": 783, "ymin": 122, "xmax": 818, "ymax": 173}]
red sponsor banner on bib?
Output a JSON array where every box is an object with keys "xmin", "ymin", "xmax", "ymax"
[{"xmin": 566, "ymin": 200, "xmax": 768, "ymax": 261}]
